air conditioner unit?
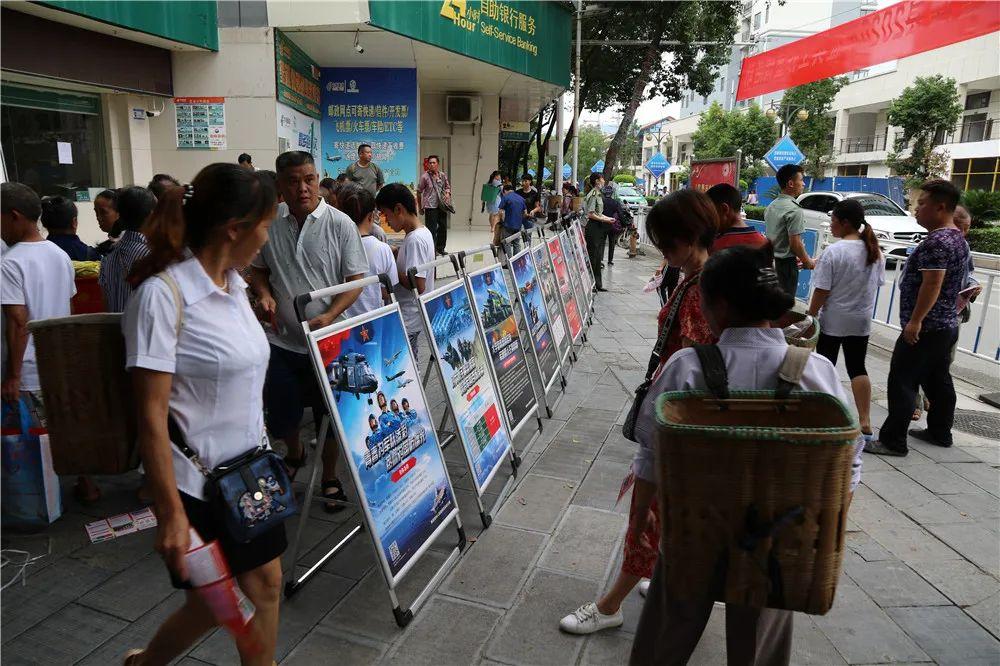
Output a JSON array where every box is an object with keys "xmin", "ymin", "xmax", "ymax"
[{"xmin": 446, "ymin": 95, "xmax": 482, "ymax": 124}]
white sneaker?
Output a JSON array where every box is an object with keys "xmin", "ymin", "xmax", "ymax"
[
  {"xmin": 639, "ymin": 580, "xmax": 650, "ymax": 597},
  {"xmin": 559, "ymin": 602, "xmax": 624, "ymax": 635}
]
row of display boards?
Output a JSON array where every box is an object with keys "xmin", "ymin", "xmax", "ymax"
[{"xmin": 283, "ymin": 216, "xmax": 600, "ymax": 628}]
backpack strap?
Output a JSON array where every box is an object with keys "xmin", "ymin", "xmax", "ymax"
[
  {"xmin": 693, "ymin": 344, "xmax": 730, "ymax": 399},
  {"xmin": 775, "ymin": 345, "xmax": 811, "ymax": 400},
  {"xmin": 155, "ymin": 271, "xmax": 184, "ymax": 337}
]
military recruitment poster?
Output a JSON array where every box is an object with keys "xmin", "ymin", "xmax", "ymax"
[
  {"xmin": 422, "ymin": 282, "xmax": 513, "ymax": 493},
  {"xmin": 468, "ymin": 265, "xmax": 537, "ymax": 433},
  {"xmin": 310, "ymin": 308, "xmax": 456, "ymax": 582},
  {"xmin": 532, "ymin": 243, "xmax": 571, "ymax": 363},
  {"xmin": 510, "ymin": 248, "xmax": 561, "ymax": 390},
  {"xmin": 547, "ymin": 236, "xmax": 584, "ymax": 341}
]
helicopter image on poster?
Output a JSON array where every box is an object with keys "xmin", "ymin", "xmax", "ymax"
[{"xmin": 326, "ymin": 352, "xmax": 379, "ymax": 399}]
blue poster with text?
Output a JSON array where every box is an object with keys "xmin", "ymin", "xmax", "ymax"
[{"xmin": 321, "ymin": 68, "xmax": 418, "ymax": 187}]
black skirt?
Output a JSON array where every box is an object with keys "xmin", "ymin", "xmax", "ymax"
[{"xmin": 168, "ymin": 491, "xmax": 287, "ymax": 589}]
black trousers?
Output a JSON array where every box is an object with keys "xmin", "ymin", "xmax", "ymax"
[
  {"xmin": 775, "ymin": 256, "xmax": 799, "ymax": 298},
  {"xmin": 424, "ymin": 207, "xmax": 448, "ymax": 254},
  {"xmin": 608, "ymin": 231, "xmax": 622, "ymax": 262},
  {"xmin": 585, "ymin": 221, "xmax": 609, "ymax": 289},
  {"xmin": 878, "ymin": 326, "xmax": 959, "ymax": 451}
]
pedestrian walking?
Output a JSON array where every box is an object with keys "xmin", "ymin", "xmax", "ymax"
[
  {"xmin": 629, "ymin": 243, "xmax": 865, "ymax": 666},
  {"xmin": 559, "ymin": 182, "xmax": 579, "ymax": 217},
  {"xmin": 583, "ymin": 173, "xmax": 616, "ymax": 292},
  {"xmin": 122, "ymin": 163, "xmax": 285, "ymax": 666},
  {"xmin": 764, "ymin": 164, "xmax": 814, "ymax": 296},
  {"xmin": 100, "ymin": 186, "xmax": 157, "ymax": 313},
  {"xmin": 248, "ymin": 151, "xmax": 367, "ymax": 511},
  {"xmin": 498, "ymin": 182, "xmax": 529, "ymax": 255},
  {"xmin": 345, "ymin": 143, "xmax": 385, "ymax": 195},
  {"xmin": 866, "ymin": 179, "xmax": 969, "ymax": 456},
  {"xmin": 517, "ymin": 173, "xmax": 543, "ymax": 224},
  {"xmin": 41, "ymin": 196, "xmax": 98, "ymax": 261},
  {"xmin": 238, "ymin": 153, "xmax": 254, "ymax": 171},
  {"xmin": 559, "ymin": 190, "xmax": 716, "ymax": 637},
  {"xmin": 338, "ymin": 183, "xmax": 399, "ymax": 318},
  {"xmin": 481, "ymin": 170, "xmax": 503, "ymax": 245},
  {"xmin": 807, "ymin": 199, "xmax": 884, "ymax": 444},
  {"xmin": 377, "ymin": 184, "xmax": 435, "ymax": 359},
  {"xmin": 602, "ymin": 184, "xmax": 627, "ymax": 266},
  {"xmin": 706, "ymin": 183, "xmax": 767, "ymax": 252},
  {"xmin": 416, "ymin": 155, "xmax": 452, "ymax": 255}
]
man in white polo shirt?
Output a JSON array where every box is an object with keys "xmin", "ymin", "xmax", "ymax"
[{"xmin": 249, "ymin": 151, "xmax": 367, "ymax": 512}]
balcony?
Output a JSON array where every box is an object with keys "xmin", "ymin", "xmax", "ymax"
[
  {"xmin": 940, "ymin": 118, "xmax": 998, "ymax": 145},
  {"xmin": 839, "ymin": 135, "xmax": 887, "ymax": 154}
]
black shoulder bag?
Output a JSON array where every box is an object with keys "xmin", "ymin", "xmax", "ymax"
[{"xmin": 622, "ymin": 273, "xmax": 700, "ymax": 442}]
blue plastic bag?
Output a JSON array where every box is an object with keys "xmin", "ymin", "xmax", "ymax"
[{"xmin": 1, "ymin": 399, "xmax": 62, "ymax": 527}]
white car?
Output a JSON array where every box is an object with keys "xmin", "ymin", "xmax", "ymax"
[{"xmin": 796, "ymin": 191, "xmax": 923, "ymax": 262}]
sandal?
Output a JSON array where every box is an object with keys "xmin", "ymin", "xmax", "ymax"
[
  {"xmin": 123, "ymin": 649, "xmax": 144, "ymax": 665},
  {"xmin": 911, "ymin": 408, "xmax": 922, "ymax": 421},
  {"xmin": 283, "ymin": 451, "xmax": 308, "ymax": 481},
  {"xmin": 322, "ymin": 478, "xmax": 347, "ymax": 514},
  {"xmin": 74, "ymin": 476, "xmax": 101, "ymax": 504}
]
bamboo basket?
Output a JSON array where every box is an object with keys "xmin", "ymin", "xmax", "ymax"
[
  {"xmin": 28, "ymin": 314, "xmax": 138, "ymax": 475},
  {"xmin": 654, "ymin": 390, "xmax": 858, "ymax": 615}
]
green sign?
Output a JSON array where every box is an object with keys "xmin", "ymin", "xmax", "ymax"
[
  {"xmin": 500, "ymin": 120, "xmax": 531, "ymax": 142},
  {"xmin": 368, "ymin": 0, "xmax": 571, "ymax": 88},
  {"xmin": 274, "ymin": 29, "xmax": 323, "ymax": 119},
  {"xmin": 1, "ymin": 84, "xmax": 101, "ymax": 115},
  {"xmin": 40, "ymin": 1, "xmax": 218, "ymax": 51}
]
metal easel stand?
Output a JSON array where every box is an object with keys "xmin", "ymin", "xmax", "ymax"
[
  {"xmin": 284, "ymin": 275, "xmax": 392, "ymax": 600},
  {"xmin": 416, "ymin": 255, "xmax": 462, "ymax": 452}
]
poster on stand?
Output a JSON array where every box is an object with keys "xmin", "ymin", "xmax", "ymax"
[
  {"xmin": 572, "ymin": 222, "xmax": 596, "ymax": 294},
  {"xmin": 568, "ymin": 222, "xmax": 593, "ymax": 295},
  {"xmin": 561, "ymin": 231, "xmax": 590, "ymax": 316},
  {"xmin": 308, "ymin": 307, "xmax": 457, "ymax": 583},
  {"xmin": 532, "ymin": 243, "xmax": 571, "ymax": 363},
  {"xmin": 510, "ymin": 249, "xmax": 561, "ymax": 389},
  {"xmin": 468, "ymin": 264, "xmax": 537, "ymax": 433},
  {"xmin": 550, "ymin": 235, "xmax": 584, "ymax": 341},
  {"xmin": 422, "ymin": 282, "xmax": 513, "ymax": 493}
]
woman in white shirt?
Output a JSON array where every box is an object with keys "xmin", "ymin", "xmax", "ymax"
[
  {"xmin": 630, "ymin": 244, "xmax": 865, "ymax": 665},
  {"xmin": 122, "ymin": 164, "xmax": 280, "ymax": 666},
  {"xmin": 808, "ymin": 199, "xmax": 885, "ymax": 443},
  {"xmin": 338, "ymin": 183, "xmax": 399, "ymax": 318}
]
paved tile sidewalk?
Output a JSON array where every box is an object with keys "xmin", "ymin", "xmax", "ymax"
[{"xmin": 2, "ymin": 248, "xmax": 998, "ymax": 665}]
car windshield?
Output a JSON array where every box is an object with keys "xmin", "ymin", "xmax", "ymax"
[
  {"xmin": 617, "ymin": 187, "xmax": 640, "ymax": 197},
  {"xmin": 854, "ymin": 196, "xmax": 906, "ymax": 216}
]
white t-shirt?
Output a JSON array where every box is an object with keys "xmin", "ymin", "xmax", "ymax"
[
  {"xmin": 1, "ymin": 240, "xmax": 76, "ymax": 390},
  {"xmin": 813, "ymin": 239, "xmax": 885, "ymax": 337},
  {"xmin": 345, "ymin": 234, "xmax": 400, "ymax": 319},
  {"xmin": 393, "ymin": 226, "xmax": 436, "ymax": 335}
]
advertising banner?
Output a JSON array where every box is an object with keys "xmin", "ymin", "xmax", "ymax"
[
  {"xmin": 309, "ymin": 308, "xmax": 456, "ymax": 582},
  {"xmin": 560, "ymin": 231, "xmax": 590, "ymax": 318},
  {"xmin": 570, "ymin": 222, "xmax": 594, "ymax": 295},
  {"xmin": 174, "ymin": 97, "xmax": 225, "ymax": 150},
  {"xmin": 321, "ymin": 68, "xmax": 418, "ymax": 187},
  {"xmin": 422, "ymin": 282, "xmax": 513, "ymax": 493},
  {"xmin": 736, "ymin": 1, "xmax": 1000, "ymax": 101},
  {"xmin": 274, "ymin": 29, "xmax": 322, "ymax": 119},
  {"xmin": 547, "ymin": 236, "xmax": 583, "ymax": 341},
  {"xmin": 468, "ymin": 265, "xmax": 537, "ymax": 433},
  {"xmin": 277, "ymin": 102, "xmax": 321, "ymax": 163},
  {"xmin": 510, "ymin": 248, "xmax": 561, "ymax": 389},
  {"xmin": 689, "ymin": 157, "xmax": 739, "ymax": 192},
  {"xmin": 532, "ymin": 243, "xmax": 570, "ymax": 363}
]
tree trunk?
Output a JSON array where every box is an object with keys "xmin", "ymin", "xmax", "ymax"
[
  {"xmin": 562, "ymin": 80, "xmax": 591, "ymax": 156},
  {"xmin": 603, "ymin": 29, "xmax": 663, "ymax": 181}
]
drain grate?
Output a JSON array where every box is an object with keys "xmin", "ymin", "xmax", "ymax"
[{"xmin": 952, "ymin": 409, "xmax": 1000, "ymax": 438}]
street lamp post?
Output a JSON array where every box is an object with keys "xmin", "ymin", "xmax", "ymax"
[
  {"xmin": 765, "ymin": 101, "xmax": 810, "ymax": 137},
  {"xmin": 643, "ymin": 125, "xmax": 672, "ymax": 194}
]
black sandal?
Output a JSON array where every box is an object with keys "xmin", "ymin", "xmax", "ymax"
[
  {"xmin": 322, "ymin": 478, "xmax": 347, "ymax": 513},
  {"xmin": 283, "ymin": 451, "xmax": 308, "ymax": 481}
]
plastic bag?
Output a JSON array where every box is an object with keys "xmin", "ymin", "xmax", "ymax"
[{"xmin": 1, "ymin": 399, "xmax": 62, "ymax": 527}]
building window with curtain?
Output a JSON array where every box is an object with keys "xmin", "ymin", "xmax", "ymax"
[{"xmin": 951, "ymin": 157, "xmax": 1000, "ymax": 192}]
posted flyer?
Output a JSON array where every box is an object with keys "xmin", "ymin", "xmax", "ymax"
[
  {"xmin": 547, "ymin": 236, "xmax": 584, "ymax": 340},
  {"xmin": 312, "ymin": 309, "xmax": 455, "ymax": 580},
  {"xmin": 423, "ymin": 283, "xmax": 513, "ymax": 492},
  {"xmin": 560, "ymin": 231, "xmax": 589, "ymax": 312},
  {"xmin": 468, "ymin": 266, "xmax": 536, "ymax": 431},
  {"xmin": 510, "ymin": 249, "xmax": 561, "ymax": 388},
  {"xmin": 532, "ymin": 244, "xmax": 570, "ymax": 361}
]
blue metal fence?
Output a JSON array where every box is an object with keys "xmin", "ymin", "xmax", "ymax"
[{"xmin": 754, "ymin": 176, "xmax": 906, "ymax": 208}]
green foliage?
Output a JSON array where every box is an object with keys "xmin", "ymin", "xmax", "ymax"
[
  {"xmin": 961, "ymin": 190, "xmax": 1000, "ymax": 228},
  {"xmin": 966, "ymin": 226, "xmax": 1000, "ymax": 255},
  {"xmin": 645, "ymin": 196, "xmax": 659, "ymax": 206},
  {"xmin": 613, "ymin": 173, "xmax": 637, "ymax": 184},
  {"xmin": 744, "ymin": 205, "xmax": 766, "ymax": 221},
  {"xmin": 691, "ymin": 102, "xmax": 774, "ymax": 183},
  {"xmin": 675, "ymin": 165, "xmax": 691, "ymax": 184},
  {"xmin": 886, "ymin": 75, "xmax": 963, "ymax": 187},
  {"xmin": 782, "ymin": 77, "xmax": 848, "ymax": 180}
]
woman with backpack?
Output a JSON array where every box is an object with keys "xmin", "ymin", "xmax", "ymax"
[
  {"xmin": 122, "ymin": 163, "xmax": 284, "ymax": 666},
  {"xmin": 807, "ymin": 199, "xmax": 885, "ymax": 444}
]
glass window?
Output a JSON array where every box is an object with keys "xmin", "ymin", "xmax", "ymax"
[
  {"xmin": 1, "ymin": 86, "xmax": 106, "ymax": 199},
  {"xmin": 837, "ymin": 164, "xmax": 869, "ymax": 176},
  {"xmin": 753, "ymin": 12, "xmax": 761, "ymax": 29},
  {"xmin": 951, "ymin": 157, "xmax": 1000, "ymax": 192},
  {"xmin": 964, "ymin": 91, "xmax": 990, "ymax": 111},
  {"xmin": 854, "ymin": 196, "xmax": 906, "ymax": 216}
]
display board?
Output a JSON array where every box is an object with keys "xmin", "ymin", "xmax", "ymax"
[
  {"xmin": 421, "ymin": 282, "xmax": 514, "ymax": 493},
  {"xmin": 174, "ymin": 97, "xmax": 225, "ymax": 149},
  {"xmin": 467, "ymin": 264, "xmax": 538, "ymax": 435},
  {"xmin": 532, "ymin": 242, "xmax": 571, "ymax": 364},
  {"xmin": 554, "ymin": 233, "xmax": 586, "ymax": 340},
  {"xmin": 568, "ymin": 221, "xmax": 594, "ymax": 301},
  {"xmin": 510, "ymin": 248, "xmax": 561, "ymax": 390},
  {"xmin": 307, "ymin": 306, "xmax": 458, "ymax": 584}
]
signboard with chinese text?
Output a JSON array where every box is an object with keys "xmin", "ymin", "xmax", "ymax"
[
  {"xmin": 689, "ymin": 157, "xmax": 739, "ymax": 191},
  {"xmin": 500, "ymin": 120, "xmax": 531, "ymax": 142},
  {"xmin": 174, "ymin": 97, "xmax": 225, "ymax": 149},
  {"xmin": 277, "ymin": 102, "xmax": 321, "ymax": 163},
  {"xmin": 765, "ymin": 136, "xmax": 805, "ymax": 172},
  {"xmin": 274, "ymin": 29, "xmax": 322, "ymax": 119},
  {"xmin": 644, "ymin": 152, "xmax": 670, "ymax": 179}
]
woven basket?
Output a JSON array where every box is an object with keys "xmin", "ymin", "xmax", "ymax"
[
  {"xmin": 782, "ymin": 311, "xmax": 820, "ymax": 349},
  {"xmin": 654, "ymin": 390, "xmax": 858, "ymax": 615},
  {"xmin": 27, "ymin": 314, "xmax": 138, "ymax": 475}
]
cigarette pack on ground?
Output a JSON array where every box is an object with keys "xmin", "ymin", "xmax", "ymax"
[{"xmin": 84, "ymin": 507, "xmax": 158, "ymax": 543}]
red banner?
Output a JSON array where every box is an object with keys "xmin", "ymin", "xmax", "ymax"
[
  {"xmin": 736, "ymin": 1, "xmax": 1000, "ymax": 101},
  {"xmin": 689, "ymin": 158, "xmax": 739, "ymax": 191}
]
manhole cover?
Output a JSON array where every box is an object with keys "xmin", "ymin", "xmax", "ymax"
[{"xmin": 952, "ymin": 409, "xmax": 1000, "ymax": 438}]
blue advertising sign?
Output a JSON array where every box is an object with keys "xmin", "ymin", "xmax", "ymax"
[
  {"xmin": 644, "ymin": 152, "xmax": 670, "ymax": 179},
  {"xmin": 510, "ymin": 248, "xmax": 561, "ymax": 390},
  {"xmin": 468, "ymin": 265, "xmax": 537, "ymax": 433},
  {"xmin": 423, "ymin": 282, "xmax": 513, "ymax": 493},
  {"xmin": 310, "ymin": 307, "xmax": 456, "ymax": 582},
  {"xmin": 590, "ymin": 159, "xmax": 605, "ymax": 173},
  {"xmin": 321, "ymin": 68, "xmax": 418, "ymax": 187},
  {"xmin": 562, "ymin": 163, "xmax": 572, "ymax": 179},
  {"xmin": 765, "ymin": 135, "xmax": 805, "ymax": 172}
]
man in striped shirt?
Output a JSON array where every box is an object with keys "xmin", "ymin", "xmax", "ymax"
[{"xmin": 99, "ymin": 187, "xmax": 155, "ymax": 312}]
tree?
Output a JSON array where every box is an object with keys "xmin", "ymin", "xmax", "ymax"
[
  {"xmin": 780, "ymin": 76, "xmax": 849, "ymax": 180},
  {"xmin": 690, "ymin": 102, "xmax": 775, "ymax": 185},
  {"xmin": 528, "ymin": 124, "xmax": 606, "ymax": 184},
  {"xmin": 615, "ymin": 120, "xmax": 642, "ymax": 171},
  {"xmin": 886, "ymin": 75, "xmax": 963, "ymax": 188}
]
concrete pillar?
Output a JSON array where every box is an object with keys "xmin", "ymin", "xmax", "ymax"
[{"xmin": 832, "ymin": 108, "xmax": 849, "ymax": 151}]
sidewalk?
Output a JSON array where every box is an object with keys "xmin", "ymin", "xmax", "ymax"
[{"xmin": 2, "ymin": 243, "xmax": 998, "ymax": 665}]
